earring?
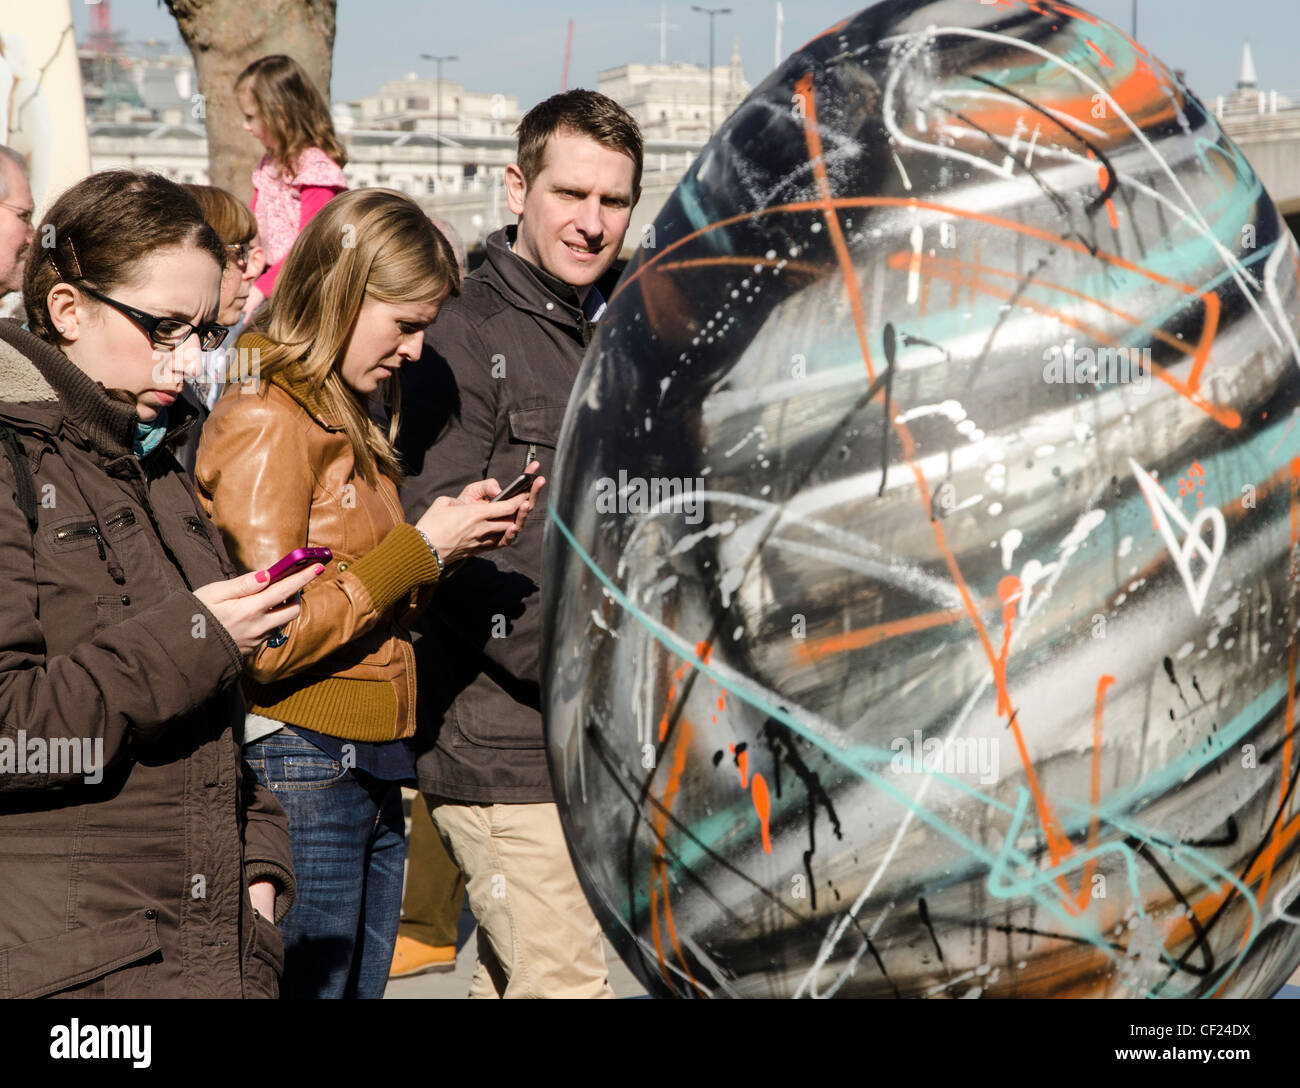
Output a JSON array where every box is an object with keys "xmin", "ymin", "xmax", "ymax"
[{"xmin": 58, "ymin": 326, "xmax": 65, "ymax": 333}]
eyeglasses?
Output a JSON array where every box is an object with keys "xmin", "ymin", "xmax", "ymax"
[
  {"xmin": 0, "ymin": 200, "xmax": 34, "ymax": 226},
  {"xmin": 225, "ymin": 242, "xmax": 250, "ymax": 268},
  {"xmin": 77, "ymin": 283, "xmax": 229, "ymax": 351}
]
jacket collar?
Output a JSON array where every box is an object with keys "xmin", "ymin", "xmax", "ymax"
[
  {"xmin": 273, "ymin": 371, "xmax": 345, "ymax": 430},
  {"xmin": 478, "ymin": 225, "xmax": 604, "ymax": 332},
  {"xmin": 0, "ymin": 318, "xmax": 198, "ymax": 458},
  {"xmin": 237, "ymin": 331, "xmax": 346, "ymax": 430}
]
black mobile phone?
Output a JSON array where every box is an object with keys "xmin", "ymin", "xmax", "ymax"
[{"xmin": 495, "ymin": 471, "xmax": 538, "ymax": 502}]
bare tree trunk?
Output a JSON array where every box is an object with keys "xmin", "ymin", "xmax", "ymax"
[{"xmin": 163, "ymin": 0, "xmax": 337, "ymax": 202}]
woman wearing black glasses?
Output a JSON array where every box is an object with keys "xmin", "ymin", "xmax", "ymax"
[{"xmin": 0, "ymin": 170, "xmax": 315, "ymax": 997}]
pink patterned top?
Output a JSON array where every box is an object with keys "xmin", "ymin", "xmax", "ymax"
[{"xmin": 250, "ymin": 146, "xmax": 348, "ymax": 297}]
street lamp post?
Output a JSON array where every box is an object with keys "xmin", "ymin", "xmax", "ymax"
[
  {"xmin": 691, "ymin": 6, "xmax": 732, "ymax": 136},
  {"xmin": 420, "ymin": 53, "xmax": 458, "ymax": 195}
]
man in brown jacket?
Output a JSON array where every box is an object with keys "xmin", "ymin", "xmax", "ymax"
[{"xmin": 398, "ymin": 90, "xmax": 641, "ymax": 997}]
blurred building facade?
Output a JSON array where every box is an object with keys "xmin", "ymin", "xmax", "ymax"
[
  {"xmin": 348, "ymin": 73, "xmax": 519, "ymax": 138},
  {"xmin": 80, "ymin": 37, "xmax": 197, "ymax": 124},
  {"xmin": 597, "ymin": 41, "xmax": 749, "ymax": 142}
]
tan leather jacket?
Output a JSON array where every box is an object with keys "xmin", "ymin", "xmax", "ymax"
[{"xmin": 195, "ymin": 359, "xmax": 441, "ymax": 742}]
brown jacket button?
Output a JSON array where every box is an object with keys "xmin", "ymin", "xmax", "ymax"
[{"xmin": 337, "ymin": 561, "xmax": 349, "ymax": 572}]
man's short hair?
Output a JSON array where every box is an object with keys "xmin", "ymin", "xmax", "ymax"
[
  {"xmin": 0, "ymin": 145, "xmax": 28, "ymax": 202},
  {"xmin": 515, "ymin": 90, "xmax": 643, "ymax": 194}
]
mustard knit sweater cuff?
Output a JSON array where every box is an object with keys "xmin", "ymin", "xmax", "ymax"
[{"xmin": 349, "ymin": 522, "xmax": 441, "ymax": 613}]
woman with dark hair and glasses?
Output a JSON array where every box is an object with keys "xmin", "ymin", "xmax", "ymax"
[{"xmin": 0, "ymin": 169, "xmax": 319, "ymax": 997}]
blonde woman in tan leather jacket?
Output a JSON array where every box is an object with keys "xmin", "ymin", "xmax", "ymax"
[{"xmin": 195, "ymin": 188, "xmax": 543, "ymax": 999}]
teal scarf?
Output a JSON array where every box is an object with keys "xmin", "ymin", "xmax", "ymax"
[{"xmin": 133, "ymin": 410, "xmax": 169, "ymax": 459}]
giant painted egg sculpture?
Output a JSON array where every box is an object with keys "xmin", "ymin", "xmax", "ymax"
[{"xmin": 541, "ymin": 0, "xmax": 1300, "ymax": 997}]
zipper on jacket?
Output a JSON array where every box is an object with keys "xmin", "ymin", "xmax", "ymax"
[
  {"xmin": 55, "ymin": 522, "xmax": 106, "ymax": 560},
  {"xmin": 105, "ymin": 509, "xmax": 136, "ymax": 532},
  {"xmin": 182, "ymin": 514, "xmax": 217, "ymax": 550}
]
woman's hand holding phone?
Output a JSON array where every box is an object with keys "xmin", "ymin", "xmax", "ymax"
[
  {"xmin": 193, "ymin": 563, "xmax": 325, "ymax": 656},
  {"xmin": 416, "ymin": 461, "xmax": 545, "ymax": 563}
]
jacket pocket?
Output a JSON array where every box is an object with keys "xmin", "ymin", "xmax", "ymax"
[
  {"xmin": 179, "ymin": 513, "xmax": 221, "ymax": 557},
  {"xmin": 301, "ymin": 617, "xmax": 399, "ymax": 680},
  {"xmin": 451, "ymin": 683, "xmax": 544, "ymax": 750},
  {"xmin": 234, "ymin": 866, "xmax": 284, "ymax": 998},
  {"xmin": 246, "ymin": 732, "xmax": 348, "ymax": 792},
  {"xmin": 47, "ymin": 515, "xmax": 106, "ymax": 556},
  {"xmin": 0, "ymin": 908, "xmax": 161, "ymax": 999},
  {"xmin": 102, "ymin": 505, "xmax": 139, "ymax": 540},
  {"xmin": 94, "ymin": 593, "xmax": 127, "ymax": 631},
  {"xmin": 507, "ymin": 404, "xmax": 567, "ymax": 450},
  {"xmin": 249, "ymin": 915, "xmax": 286, "ymax": 972}
]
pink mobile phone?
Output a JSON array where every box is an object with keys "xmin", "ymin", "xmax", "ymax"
[{"xmin": 264, "ymin": 547, "xmax": 332, "ymax": 584}]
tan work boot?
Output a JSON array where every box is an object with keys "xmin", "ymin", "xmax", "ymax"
[{"xmin": 390, "ymin": 934, "xmax": 457, "ymax": 977}]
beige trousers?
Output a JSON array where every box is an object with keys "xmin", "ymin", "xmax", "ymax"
[{"xmin": 425, "ymin": 797, "xmax": 613, "ymax": 999}]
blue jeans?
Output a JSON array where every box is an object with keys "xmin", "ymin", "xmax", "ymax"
[{"xmin": 243, "ymin": 730, "xmax": 407, "ymax": 999}]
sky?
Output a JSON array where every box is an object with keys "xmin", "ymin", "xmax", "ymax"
[{"xmin": 76, "ymin": 0, "xmax": 1300, "ymax": 113}]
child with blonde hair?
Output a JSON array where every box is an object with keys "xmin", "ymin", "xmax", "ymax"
[{"xmin": 235, "ymin": 54, "xmax": 347, "ymax": 316}]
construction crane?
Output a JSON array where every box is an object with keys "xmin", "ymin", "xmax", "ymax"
[
  {"xmin": 79, "ymin": 0, "xmax": 146, "ymax": 118},
  {"xmin": 85, "ymin": 0, "xmax": 123, "ymax": 71},
  {"xmin": 561, "ymin": 19, "xmax": 573, "ymax": 91},
  {"xmin": 89, "ymin": 0, "xmax": 112, "ymax": 46}
]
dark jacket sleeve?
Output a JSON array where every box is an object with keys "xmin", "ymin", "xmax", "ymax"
[
  {"xmin": 398, "ymin": 311, "xmax": 500, "ymax": 518},
  {"xmin": 239, "ymin": 753, "xmax": 297, "ymax": 922},
  {"xmin": 0, "ymin": 457, "xmax": 245, "ymax": 791}
]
